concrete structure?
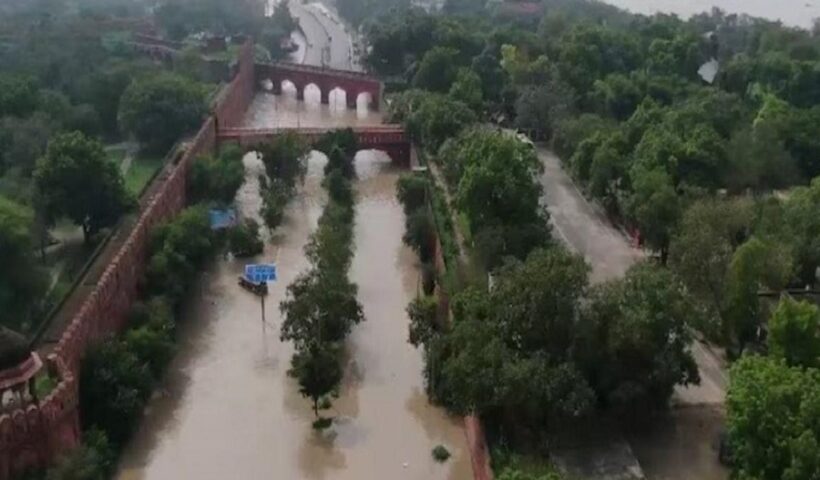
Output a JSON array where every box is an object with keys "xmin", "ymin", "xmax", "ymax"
[
  {"xmin": 256, "ymin": 62, "xmax": 382, "ymax": 109},
  {"xmin": 217, "ymin": 125, "xmax": 410, "ymax": 166}
]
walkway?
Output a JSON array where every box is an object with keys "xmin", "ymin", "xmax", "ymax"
[{"xmin": 536, "ymin": 146, "xmax": 729, "ymax": 480}]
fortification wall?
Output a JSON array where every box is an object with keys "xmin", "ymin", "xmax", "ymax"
[{"xmin": 0, "ymin": 40, "xmax": 255, "ymax": 479}]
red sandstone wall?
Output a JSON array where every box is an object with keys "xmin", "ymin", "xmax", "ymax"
[{"xmin": 0, "ymin": 41, "xmax": 255, "ymax": 480}]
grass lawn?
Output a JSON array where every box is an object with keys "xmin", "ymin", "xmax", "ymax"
[{"xmin": 125, "ymin": 154, "xmax": 164, "ymax": 195}]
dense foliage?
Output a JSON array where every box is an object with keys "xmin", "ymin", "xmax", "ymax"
[
  {"xmin": 279, "ymin": 131, "xmax": 363, "ymax": 421},
  {"xmin": 34, "ymin": 131, "xmax": 134, "ymax": 243},
  {"xmin": 118, "ymin": 74, "xmax": 207, "ymax": 153},
  {"xmin": 188, "ymin": 145, "xmax": 245, "ymax": 206},
  {"xmin": 0, "ymin": 196, "xmax": 46, "ymax": 331}
]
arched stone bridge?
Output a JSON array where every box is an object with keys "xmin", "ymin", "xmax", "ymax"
[
  {"xmin": 217, "ymin": 125, "xmax": 410, "ymax": 166},
  {"xmin": 256, "ymin": 62, "xmax": 383, "ymax": 110}
]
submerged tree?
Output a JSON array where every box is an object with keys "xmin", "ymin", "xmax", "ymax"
[{"xmin": 289, "ymin": 342, "xmax": 343, "ymax": 416}]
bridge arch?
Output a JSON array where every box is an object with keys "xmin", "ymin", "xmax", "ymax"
[
  {"xmin": 216, "ymin": 127, "xmax": 411, "ymax": 167},
  {"xmin": 255, "ymin": 62, "xmax": 383, "ymax": 111}
]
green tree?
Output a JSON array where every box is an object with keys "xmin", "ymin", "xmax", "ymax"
[
  {"xmin": 514, "ymin": 81, "xmax": 575, "ymax": 140},
  {"xmin": 454, "ymin": 130, "xmax": 542, "ymax": 232},
  {"xmin": 34, "ymin": 131, "xmax": 133, "ymax": 243},
  {"xmin": 449, "ymin": 68, "xmax": 483, "ymax": 112},
  {"xmin": 779, "ymin": 177, "xmax": 820, "ymax": 285},
  {"xmin": 723, "ymin": 236, "xmax": 793, "ymax": 354},
  {"xmin": 44, "ymin": 429, "xmax": 115, "ymax": 480},
  {"xmin": 727, "ymin": 356, "xmax": 820, "ymax": 480},
  {"xmin": 491, "ymin": 247, "xmax": 589, "ymax": 356},
  {"xmin": 188, "ymin": 145, "xmax": 245, "ymax": 205},
  {"xmin": 724, "ymin": 125, "xmax": 800, "ymax": 194},
  {"xmin": 0, "ymin": 75, "xmax": 39, "ymax": 117},
  {"xmin": 256, "ymin": 132, "xmax": 309, "ymax": 187},
  {"xmin": 670, "ymin": 197, "xmax": 754, "ymax": 339},
  {"xmin": 80, "ymin": 339, "xmax": 153, "ymax": 446},
  {"xmin": 407, "ymin": 93, "xmax": 477, "ymax": 152},
  {"xmin": 625, "ymin": 167, "xmax": 680, "ymax": 261},
  {"xmin": 0, "ymin": 196, "xmax": 45, "ymax": 330},
  {"xmin": 577, "ymin": 263, "xmax": 699, "ymax": 412},
  {"xmin": 118, "ymin": 74, "xmax": 206, "ymax": 153},
  {"xmin": 289, "ymin": 342, "xmax": 343, "ymax": 416},
  {"xmin": 768, "ymin": 296, "xmax": 820, "ymax": 368},
  {"xmin": 396, "ymin": 173, "xmax": 429, "ymax": 216},
  {"xmin": 228, "ymin": 219, "xmax": 264, "ymax": 257},
  {"xmin": 261, "ymin": 178, "xmax": 291, "ymax": 231},
  {"xmin": 407, "ymin": 295, "xmax": 439, "ymax": 347},
  {"xmin": 279, "ymin": 269, "xmax": 364, "ymax": 348},
  {"xmin": 412, "ymin": 47, "xmax": 460, "ymax": 93}
]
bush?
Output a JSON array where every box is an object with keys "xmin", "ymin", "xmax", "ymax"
[
  {"xmin": 397, "ymin": 173, "xmax": 429, "ymax": 216},
  {"xmin": 145, "ymin": 206, "xmax": 215, "ymax": 303},
  {"xmin": 324, "ymin": 168, "xmax": 354, "ymax": 206},
  {"xmin": 432, "ymin": 444, "xmax": 451, "ymax": 462},
  {"xmin": 228, "ymin": 219, "xmax": 264, "ymax": 257},
  {"xmin": 408, "ymin": 295, "xmax": 439, "ymax": 347},
  {"xmin": 256, "ymin": 132, "xmax": 309, "ymax": 187},
  {"xmin": 188, "ymin": 146, "xmax": 245, "ymax": 205},
  {"xmin": 118, "ymin": 73, "xmax": 207, "ymax": 153},
  {"xmin": 325, "ymin": 145, "xmax": 355, "ymax": 179},
  {"xmin": 44, "ymin": 429, "xmax": 115, "ymax": 480},
  {"xmin": 403, "ymin": 209, "xmax": 436, "ymax": 262},
  {"xmin": 80, "ymin": 339, "xmax": 154, "ymax": 446},
  {"xmin": 261, "ymin": 178, "xmax": 291, "ymax": 231},
  {"xmin": 312, "ymin": 417, "xmax": 333, "ymax": 430}
]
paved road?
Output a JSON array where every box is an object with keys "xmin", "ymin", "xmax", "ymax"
[
  {"xmin": 537, "ymin": 146, "xmax": 727, "ymax": 404},
  {"xmin": 537, "ymin": 147, "xmax": 643, "ymax": 284}
]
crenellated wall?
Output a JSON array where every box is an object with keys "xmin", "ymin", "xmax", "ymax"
[{"xmin": 0, "ymin": 40, "xmax": 256, "ymax": 479}]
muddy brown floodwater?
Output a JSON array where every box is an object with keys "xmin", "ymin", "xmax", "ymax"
[{"xmin": 116, "ymin": 89, "xmax": 470, "ymax": 479}]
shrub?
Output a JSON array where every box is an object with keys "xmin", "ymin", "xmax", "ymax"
[
  {"xmin": 44, "ymin": 429, "xmax": 115, "ymax": 480},
  {"xmin": 324, "ymin": 168, "xmax": 354, "ymax": 206},
  {"xmin": 80, "ymin": 339, "xmax": 154, "ymax": 446},
  {"xmin": 403, "ymin": 209, "xmax": 436, "ymax": 262},
  {"xmin": 228, "ymin": 219, "xmax": 264, "ymax": 257},
  {"xmin": 407, "ymin": 295, "xmax": 439, "ymax": 347},
  {"xmin": 261, "ymin": 179, "xmax": 291, "ymax": 231},
  {"xmin": 188, "ymin": 146, "xmax": 245, "ymax": 205},
  {"xmin": 396, "ymin": 173, "xmax": 429, "ymax": 215},
  {"xmin": 432, "ymin": 445, "xmax": 451, "ymax": 462},
  {"xmin": 325, "ymin": 145, "xmax": 355, "ymax": 179}
]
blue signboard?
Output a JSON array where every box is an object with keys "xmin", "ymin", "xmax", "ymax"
[
  {"xmin": 209, "ymin": 208, "xmax": 237, "ymax": 230},
  {"xmin": 244, "ymin": 263, "xmax": 277, "ymax": 283}
]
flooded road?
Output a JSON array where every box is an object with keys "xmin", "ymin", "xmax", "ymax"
[{"xmin": 116, "ymin": 91, "xmax": 469, "ymax": 479}]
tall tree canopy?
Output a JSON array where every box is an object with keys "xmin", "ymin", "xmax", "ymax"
[
  {"xmin": 34, "ymin": 132, "xmax": 133, "ymax": 242},
  {"xmin": 118, "ymin": 74, "xmax": 207, "ymax": 153}
]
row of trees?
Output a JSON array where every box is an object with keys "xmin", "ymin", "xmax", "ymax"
[
  {"xmin": 255, "ymin": 132, "xmax": 310, "ymax": 232},
  {"xmin": 279, "ymin": 131, "xmax": 363, "ymax": 422}
]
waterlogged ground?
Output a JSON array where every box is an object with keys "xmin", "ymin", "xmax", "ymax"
[{"xmin": 115, "ymin": 92, "xmax": 469, "ymax": 479}]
